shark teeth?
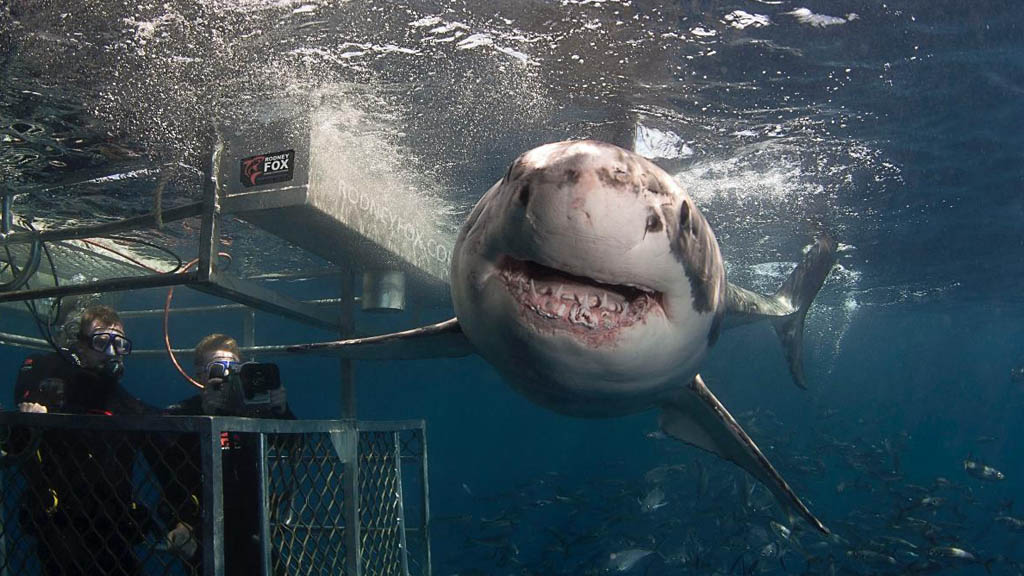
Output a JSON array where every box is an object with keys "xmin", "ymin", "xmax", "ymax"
[
  {"xmin": 499, "ymin": 255, "xmax": 661, "ymax": 332},
  {"xmin": 568, "ymin": 305, "xmax": 598, "ymax": 328}
]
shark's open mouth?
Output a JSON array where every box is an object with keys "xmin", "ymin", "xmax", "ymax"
[{"xmin": 498, "ymin": 256, "xmax": 662, "ymax": 331}]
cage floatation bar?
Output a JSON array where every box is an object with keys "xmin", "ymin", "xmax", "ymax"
[{"xmin": 213, "ymin": 102, "xmax": 456, "ymax": 303}]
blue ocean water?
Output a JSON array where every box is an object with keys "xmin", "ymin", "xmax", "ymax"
[{"xmin": 2, "ymin": 0, "xmax": 1024, "ymax": 574}]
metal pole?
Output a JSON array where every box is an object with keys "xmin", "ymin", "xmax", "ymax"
[
  {"xmin": 0, "ymin": 335, "xmax": 396, "ymax": 360},
  {"xmin": 200, "ymin": 417, "xmax": 226, "ymax": 576},
  {"xmin": 394, "ymin": 431, "xmax": 410, "ymax": 576},
  {"xmin": 197, "ymin": 140, "xmax": 223, "ymax": 283},
  {"xmin": 1, "ymin": 193, "xmax": 12, "ymax": 236},
  {"xmin": 342, "ymin": 426, "xmax": 362, "ymax": 576},
  {"xmin": 339, "ymin": 269, "xmax": 356, "ymax": 419},
  {"xmin": 257, "ymin": 433, "xmax": 272, "ymax": 576},
  {"xmin": 195, "ymin": 274, "xmax": 338, "ymax": 331},
  {"xmin": 0, "ymin": 271, "xmax": 195, "ymax": 303},
  {"xmin": 420, "ymin": 424, "xmax": 432, "ymax": 576},
  {"xmin": 242, "ymin": 310, "xmax": 256, "ymax": 359},
  {"xmin": 0, "ymin": 202, "xmax": 204, "ymax": 245},
  {"xmin": 0, "ymin": 331, "xmax": 51, "ymax": 350},
  {"xmin": 339, "ymin": 269, "xmax": 361, "ymax": 575},
  {"xmin": 118, "ymin": 298, "xmax": 346, "ymax": 319},
  {"xmin": 244, "ymin": 269, "xmax": 344, "ymax": 282},
  {"xmin": 0, "ymin": 465, "xmax": 8, "ymax": 576},
  {"xmin": 133, "ymin": 343, "xmax": 292, "ymax": 357}
]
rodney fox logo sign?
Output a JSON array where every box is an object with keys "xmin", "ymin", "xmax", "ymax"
[{"xmin": 240, "ymin": 150, "xmax": 295, "ymax": 187}]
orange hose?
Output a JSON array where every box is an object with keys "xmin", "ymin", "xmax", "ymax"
[
  {"xmin": 47, "ymin": 234, "xmax": 227, "ymax": 390},
  {"xmin": 164, "ymin": 253, "xmax": 233, "ymax": 390}
]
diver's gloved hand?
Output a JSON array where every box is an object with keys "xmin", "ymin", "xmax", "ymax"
[
  {"xmin": 18, "ymin": 402, "xmax": 47, "ymax": 413},
  {"xmin": 201, "ymin": 379, "xmax": 228, "ymax": 413},
  {"xmin": 166, "ymin": 521, "xmax": 198, "ymax": 559}
]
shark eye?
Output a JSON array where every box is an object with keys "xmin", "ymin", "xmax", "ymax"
[{"xmin": 645, "ymin": 212, "xmax": 662, "ymax": 233}]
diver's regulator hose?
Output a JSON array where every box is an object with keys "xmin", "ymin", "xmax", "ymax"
[{"xmin": 0, "ymin": 236, "xmax": 42, "ymax": 292}]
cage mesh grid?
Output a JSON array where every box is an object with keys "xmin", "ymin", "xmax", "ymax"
[
  {"xmin": 358, "ymin": 431, "xmax": 404, "ymax": 576},
  {"xmin": 0, "ymin": 416, "xmax": 428, "ymax": 576},
  {"xmin": 0, "ymin": 428, "xmax": 189, "ymax": 576},
  {"xmin": 268, "ymin": 432, "xmax": 348, "ymax": 576},
  {"xmin": 395, "ymin": 430, "xmax": 427, "ymax": 576}
]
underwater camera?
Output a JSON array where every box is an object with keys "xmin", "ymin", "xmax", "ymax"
[
  {"xmin": 224, "ymin": 362, "xmax": 284, "ymax": 417},
  {"xmin": 26, "ymin": 378, "xmax": 66, "ymax": 409},
  {"xmin": 239, "ymin": 362, "xmax": 281, "ymax": 402}
]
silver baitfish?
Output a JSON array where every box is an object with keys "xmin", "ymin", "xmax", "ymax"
[
  {"xmin": 928, "ymin": 546, "xmax": 976, "ymax": 561},
  {"xmin": 963, "ymin": 458, "xmax": 1005, "ymax": 481},
  {"xmin": 995, "ymin": 515, "xmax": 1024, "ymax": 532},
  {"xmin": 607, "ymin": 549, "xmax": 655, "ymax": 572},
  {"xmin": 638, "ymin": 485, "xmax": 667, "ymax": 513},
  {"xmin": 928, "ymin": 546, "xmax": 994, "ymax": 572},
  {"xmin": 846, "ymin": 549, "xmax": 896, "ymax": 566},
  {"xmin": 769, "ymin": 521, "xmax": 792, "ymax": 541}
]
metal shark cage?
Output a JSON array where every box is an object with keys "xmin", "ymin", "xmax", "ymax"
[
  {"xmin": 0, "ymin": 412, "xmax": 431, "ymax": 576},
  {"xmin": 0, "ymin": 101, "xmax": 454, "ymax": 348},
  {"xmin": 0, "ymin": 103, "xmax": 453, "ymax": 575}
]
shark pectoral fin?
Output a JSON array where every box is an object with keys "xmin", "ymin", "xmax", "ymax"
[
  {"xmin": 658, "ymin": 374, "xmax": 829, "ymax": 534},
  {"xmin": 286, "ymin": 318, "xmax": 476, "ymax": 360}
]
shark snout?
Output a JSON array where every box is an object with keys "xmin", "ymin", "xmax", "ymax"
[{"xmin": 518, "ymin": 172, "xmax": 649, "ymax": 251}]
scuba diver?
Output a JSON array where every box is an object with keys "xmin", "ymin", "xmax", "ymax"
[
  {"xmin": 159, "ymin": 333, "xmax": 295, "ymax": 576},
  {"xmin": 15, "ymin": 304, "xmax": 141, "ymax": 414},
  {"xmin": 12, "ymin": 304, "xmax": 155, "ymax": 576}
]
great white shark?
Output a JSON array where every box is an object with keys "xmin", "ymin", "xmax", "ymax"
[{"xmin": 289, "ymin": 140, "xmax": 836, "ymax": 533}]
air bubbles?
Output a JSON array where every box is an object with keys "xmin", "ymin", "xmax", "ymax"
[{"xmin": 722, "ymin": 11, "xmax": 771, "ymax": 30}]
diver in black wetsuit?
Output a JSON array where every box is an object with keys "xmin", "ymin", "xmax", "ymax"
[
  {"xmin": 159, "ymin": 333, "xmax": 295, "ymax": 576},
  {"xmin": 12, "ymin": 305, "xmax": 154, "ymax": 576}
]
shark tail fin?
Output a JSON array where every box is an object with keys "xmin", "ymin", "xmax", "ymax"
[{"xmin": 771, "ymin": 234, "xmax": 837, "ymax": 390}]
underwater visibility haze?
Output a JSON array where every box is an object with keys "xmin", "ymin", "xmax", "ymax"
[{"xmin": 1, "ymin": 0, "xmax": 1023, "ymax": 574}]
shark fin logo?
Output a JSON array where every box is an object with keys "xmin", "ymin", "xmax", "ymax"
[{"xmin": 240, "ymin": 150, "xmax": 295, "ymax": 188}]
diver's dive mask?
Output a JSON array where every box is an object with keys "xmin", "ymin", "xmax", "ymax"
[
  {"xmin": 77, "ymin": 330, "xmax": 130, "ymax": 381},
  {"xmin": 200, "ymin": 360, "xmax": 239, "ymax": 413},
  {"xmin": 204, "ymin": 360, "xmax": 240, "ymax": 383},
  {"xmin": 86, "ymin": 332, "xmax": 133, "ymax": 355}
]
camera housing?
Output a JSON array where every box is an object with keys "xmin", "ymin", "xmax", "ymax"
[
  {"xmin": 218, "ymin": 362, "xmax": 285, "ymax": 417},
  {"xmin": 28, "ymin": 378, "xmax": 66, "ymax": 409}
]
